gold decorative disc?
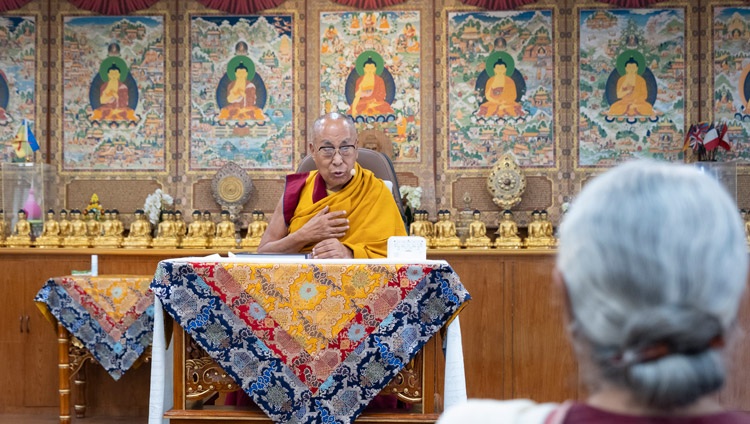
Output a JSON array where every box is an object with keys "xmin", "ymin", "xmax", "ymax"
[
  {"xmin": 211, "ymin": 161, "xmax": 253, "ymax": 209},
  {"xmin": 487, "ymin": 153, "xmax": 526, "ymax": 210},
  {"xmin": 218, "ymin": 176, "xmax": 243, "ymax": 203}
]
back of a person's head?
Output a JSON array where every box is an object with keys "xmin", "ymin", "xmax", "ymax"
[{"xmin": 557, "ymin": 159, "xmax": 748, "ymax": 411}]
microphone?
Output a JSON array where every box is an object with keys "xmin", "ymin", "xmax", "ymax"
[{"xmin": 350, "ymin": 168, "xmax": 356, "ymax": 177}]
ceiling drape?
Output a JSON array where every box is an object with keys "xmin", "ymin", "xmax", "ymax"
[
  {"xmin": 67, "ymin": 0, "xmax": 160, "ymax": 15},
  {"xmin": 329, "ymin": 0, "xmax": 408, "ymax": 8},
  {"xmin": 457, "ymin": 0, "xmax": 670, "ymax": 9},
  {"xmin": 194, "ymin": 0, "xmax": 286, "ymax": 14},
  {"xmin": 0, "ymin": 0, "xmax": 32, "ymax": 13}
]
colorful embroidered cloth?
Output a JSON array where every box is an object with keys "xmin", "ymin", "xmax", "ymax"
[
  {"xmin": 151, "ymin": 259, "xmax": 470, "ymax": 424},
  {"xmin": 35, "ymin": 275, "xmax": 155, "ymax": 380}
]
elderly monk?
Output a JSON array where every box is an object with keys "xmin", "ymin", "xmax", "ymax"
[{"xmin": 258, "ymin": 112, "xmax": 406, "ymax": 259}]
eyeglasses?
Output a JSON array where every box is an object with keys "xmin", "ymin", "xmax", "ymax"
[{"xmin": 317, "ymin": 145, "xmax": 356, "ymax": 158}]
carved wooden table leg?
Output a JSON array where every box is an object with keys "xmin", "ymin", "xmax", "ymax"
[
  {"xmin": 57, "ymin": 322, "xmax": 71, "ymax": 424},
  {"xmin": 73, "ymin": 362, "xmax": 87, "ymax": 418}
]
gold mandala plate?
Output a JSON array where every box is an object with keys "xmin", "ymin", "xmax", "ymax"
[
  {"xmin": 211, "ymin": 162, "xmax": 253, "ymax": 210},
  {"xmin": 487, "ymin": 153, "xmax": 526, "ymax": 210}
]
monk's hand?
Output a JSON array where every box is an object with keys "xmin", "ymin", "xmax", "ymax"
[
  {"xmin": 302, "ymin": 206, "xmax": 349, "ymax": 243},
  {"xmin": 310, "ymin": 238, "xmax": 353, "ymax": 259}
]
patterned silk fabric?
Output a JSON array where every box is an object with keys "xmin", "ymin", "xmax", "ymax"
[
  {"xmin": 35, "ymin": 275, "xmax": 155, "ymax": 380},
  {"xmin": 152, "ymin": 260, "xmax": 470, "ymax": 424}
]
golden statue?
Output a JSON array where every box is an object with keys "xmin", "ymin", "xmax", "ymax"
[
  {"xmin": 122, "ymin": 209, "xmax": 152, "ymax": 248},
  {"xmin": 0, "ymin": 209, "xmax": 7, "ymax": 247},
  {"xmin": 213, "ymin": 211, "xmax": 237, "ymax": 249},
  {"xmin": 241, "ymin": 210, "xmax": 268, "ymax": 249},
  {"xmin": 409, "ymin": 209, "xmax": 424, "ymax": 237},
  {"xmin": 494, "ymin": 209, "xmax": 522, "ymax": 249},
  {"xmin": 181, "ymin": 210, "xmax": 208, "ymax": 249},
  {"xmin": 434, "ymin": 209, "xmax": 461, "ymax": 249},
  {"xmin": 411, "ymin": 210, "xmax": 435, "ymax": 248},
  {"xmin": 85, "ymin": 212, "xmax": 101, "ymax": 239},
  {"xmin": 6, "ymin": 209, "xmax": 33, "ymax": 247},
  {"xmin": 524, "ymin": 209, "xmax": 557, "ymax": 248},
  {"xmin": 464, "ymin": 210, "xmax": 491, "ymax": 249},
  {"xmin": 85, "ymin": 193, "xmax": 102, "ymax": 218},
  {"xmin": 35, "ymin": 209, "xmax": 62, "ymax": 248},
  {"xmin": 58, "ymin": 209, "xmax": 72, "ymax": 238},
  {"xmin": 202, "ymin": 211, "xmax": 216, "ymax": 248},
  {"xmin": 93, "ymin": 210, "xmax": 123, "ymax": 248},
  {"xmin": 173, "ymin": 210, "xmax": 187, "ymax": 243},
  {"xmin": 63, "ymin": 210, "xmax": 91, "ymax": 248},
  {"xmin": 152, "ymin": 211, "xmax": 179, "ymax": 248}
]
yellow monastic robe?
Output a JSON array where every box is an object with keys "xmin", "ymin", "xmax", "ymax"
[{"xmin": 287, "ymin": 163, "xmax": 406, "ymax": 258}]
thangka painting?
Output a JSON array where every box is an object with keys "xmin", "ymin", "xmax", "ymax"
[
  {"xmin": 447, "ymin": 10, "xmax": 555, "ymax": 168},
  {"xmin": 0, "ymin": 17, "xmax": 36, "ymax": 163},
  {"xmin": 712, "ymin": 6, "xmax": 750, "ymax": 160},
  {"xmin": 319, "ymin": 11, "xmax": 421, "ymax": 162},
  {"xmin": 61, "ymin": 16, "xmax": 166, "ymax": 172},
  {"xmin": 189, "ymin": 15, "xmax": 294, "ymax": 171},
  {"xmin": 578, "ymin": 9, "xmax": 686, "ymax": 167}
]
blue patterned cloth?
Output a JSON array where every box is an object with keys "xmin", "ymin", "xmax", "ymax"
[{"xmin": 151, "ymin": 260, "xmax": 470, "ymax": 424}]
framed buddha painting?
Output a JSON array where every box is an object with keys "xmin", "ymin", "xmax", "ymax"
[
  {"xmin": 186, "ymin": 13, "xmax": 298, "ymax": 172},
  {"xmin": 707, "ymin": 3, "xmax": 750, "ymax": 162},
  {"xmin": 0, "ymin": 14, "xmax": 39, "ymax": 164},
  {"xmin": 574, "ymin": 3, "xmax": 693, "ymax": 168},
  {"xmin": 59, "ymin": 13, "xmax": 169, "ymax": 173}
]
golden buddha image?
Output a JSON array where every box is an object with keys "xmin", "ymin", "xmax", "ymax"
[
  {"xmin": 93, "ymin": 209, "xmax": 123, "ymax": 248},
  {"xmin": 36, "ymin": 209, "xmax": 62, "ymax": 248},
  {"xmin": 494, "ymin": 209, "xmax": 522, "ymax": 249},
  {"xmin": 181, "ymin": 210, "xmax": 208, "ymax": 249},
  {"xmin": 346, "ymin": 50, "xmax": 396, "ymax": 121},
  {"xmin": 434, "ymin": 209, "xmax": 461, "ymax": 249},
  {"xmin": 64, "ymin": 209, "xmax": 91, "ymax": 248},
  {"xmin": 122, "ymin": 209, "xmax": 152, "ymax": 248},
  {"xmin": 524, "ymin": 209, "xmax": 556, "ymax": 248},
  {"xmin": 241, "ymin": 210, "xmax": 268, "ymax": 249},
  {"xmin": 153, "ymin": 211, "xmax": 179, "ymax": 248},
  {"xmin": 602, "ymin": 50, "xmax": 660, "ymax": 123},
  {"xmin": 464, "ymin": 210, "xmax": 491, "ymax": 249},
  {"xmin": 213, "ymin": 210, "xmax": 238, "ymax": 250},
  {"xmin": 475, "ymin": 51, "xmax": 525, "ymax": 119},
  {"xmin": 7, "ymin": 209, "xmax": 32, "ymax": 247}
]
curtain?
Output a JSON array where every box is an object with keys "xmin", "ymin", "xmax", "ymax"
[
  {"xmin": 0, "ymin": 0, "xmax": 32, "ymax": 13},
  {"xmin": 457, "ymin": 0, "xmax": 537, "ymax": 10},
  {"xmin": 595, "ymin": 0, "xmax": 667, "ymax": 6},
  {"xmin": 195, "ymin": 0, "xmax": 286, "ymax": 14},
  {"xmin": 329, "ymin": 0, "xmax": 408, "ymax": 9},
  {"xmin": 67, "ymin": 0, "xmax": 160, "ymax": 14}
]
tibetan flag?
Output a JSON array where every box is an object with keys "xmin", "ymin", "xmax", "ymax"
[{"xmin": 25, "ymin": 119, "xmax": 39, "ymax": 152}]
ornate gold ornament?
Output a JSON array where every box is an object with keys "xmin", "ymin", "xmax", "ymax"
[
  {"xmin": 211, "ymin": 161, "xmax": 253, "ymax": 218},
  {"xmin": 487, "ymin": 153, "xmax": 526, "ymax": 210}
]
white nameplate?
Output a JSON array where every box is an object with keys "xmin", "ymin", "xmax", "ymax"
[{"xmin": 387, "ymin": 236, "xmax": 427, "ymax": 260}]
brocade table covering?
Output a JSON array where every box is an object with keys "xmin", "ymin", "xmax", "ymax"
[
  {"xmin": 35, "ymin": 274, "xmax": 155, "ymax": 380},
  {"xmin": 151, "ymin": 258, "xmax": 470, "ymax": 424}
]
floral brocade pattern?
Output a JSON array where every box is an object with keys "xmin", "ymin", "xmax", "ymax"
[
  {"xmin": 151, "ymin": 261, "xmax": 470, "ymax": 424},
  {"xmin": 35, "ymin": 275, "xmax": 155, "ymax": 380}
]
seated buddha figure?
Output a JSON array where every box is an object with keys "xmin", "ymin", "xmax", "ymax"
[
  {"xmin": 63, "ymin": 209, "xmax": 91, "ymax": 248},
  {"xmin": 464, "ymin": 209, "xmax": 491, "ymax": 249},
  {"xmin": 418, "ymin": 210, "xmax": 436, "ymax": 249},
  {"xmin": 122, "ymin": 209, "xmax": 152, "ymax": 248},
  {"xmin": 85, "ymin": 212, "xmax": 101, "ymax": 239},
  {"xmin": 434, "ymin": 209, "xmax": 461, "ymax": 249},
  {"xmin": 93, "ymin": 210, "xmax": 118, "ymax": 247},
  {"xmin": 213, "ymin": 210, "xmax": 237, "ymax": 250},
  {"xmin": 241, "ymin": 210, "xmax": 268, "ymax": 249},
  {"xmin": 36, "ymin": 209, "xmax": 62, "ymax": 248},
  {"xmin": 58, "ymin": 209, "xmax": 72, "ymax": 238},
  {"xmin": 173, "ymin": 210, "xmax": 187, "ymax": 244},
  {"xmin": 181, "ymin": 210, "xmax": 208, "ymax": 249},
  {"xmin": 603, "ymin": 56, "xmax": 657, "ymax": 120},
  {"xmin": 494, "ymin": 209, "xmax": 522, "ymax": 249},
  {"xmin": 152, "ymin": 211, "xmax": 179, "ymax": 248},
  {"xmin": 202, "ymin": 211, "xmax": 217, "ymax": 248},
  {"xmin": 524, "ymin": 209, "xmax": 556, "ymax": 248},
  {"xmin": 7, "ymin": 209, "xmax": 33, "ymax": 247}
]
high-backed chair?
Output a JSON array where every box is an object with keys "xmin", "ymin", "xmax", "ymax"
[{"xmin": 296, "ymin": 147, "xmax": 406, "ymax": 219}]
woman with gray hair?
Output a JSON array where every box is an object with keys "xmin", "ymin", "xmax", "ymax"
[{"xmin": 438, "ymin": 160, "xmax": 750, "ymax": 423}]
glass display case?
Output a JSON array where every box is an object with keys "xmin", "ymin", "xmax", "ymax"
[{"xmin": 2, "ymin": 162, "xmax": 53, "ymax": 239}]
